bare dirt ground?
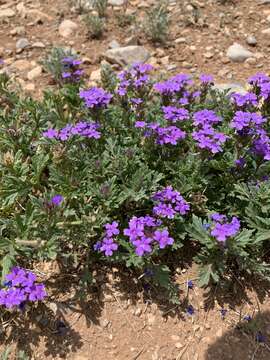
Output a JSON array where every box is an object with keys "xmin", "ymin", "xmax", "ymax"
[
  {"xmin": 1, "ymin": 261, "xmax": 270, "ymax": 360},
  {"xmin": 1, "ymin": 0, "xmax": 270, "ymax": 359}
]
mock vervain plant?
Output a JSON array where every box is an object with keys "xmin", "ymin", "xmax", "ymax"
[
  {"xmin": 1, "ymin": 56, "xmax": 270, "ymax": 306},
  {"xmin": 42, "ymin": 47, "xmax": 83, "ymax": 85}
]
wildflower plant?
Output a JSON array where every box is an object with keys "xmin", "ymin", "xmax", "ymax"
[
  {"xmin": 42, "ymin": 47, "xmax": 83, "ymax": 85},
  {"xmin": 0, "ymin": 63, "xmax": 270, "ymax": 303}
]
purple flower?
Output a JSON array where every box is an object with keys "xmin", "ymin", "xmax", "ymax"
[
  {"xmin": 192, "ymin": 126, "xmax": 228, "ymax": 154},
  {"xmin": 211, "ymin": 216, "xmax": 240, "ymax": 242},
  {"xmin": 235, "ymin": 157, "xmax": 246, "ymax": 168},
  {"xmin": 200, "ymin": 74, "xmax": 214, "ymax": 84},
  {"xmin": 162, "ymin": 106, "xmax": 189, "ymax": 123},
  {"xmin": 152, "ymin": 186, "xmax": 190, "ymax": 219},
  {"xmin": 79, "ymin": 87, "xmax": 112, "ymax": 108},
  {"xmin": 49, "ymin": 194, "xmax": 63, "ymax": 206},
  {"xmin": 43, "ymin": 128, "xmax": 59, "ymax": 139},
  {"xmin": 153, "ymin": 229, "xmax": 174, "ymax": 249},
  {"xmin": 252, "ymin": 134, "xmax": 270, "ymax": 160},
  {"xmin": 156, "ymin": 126, "xmax": 186, "ymax": 145},
  {"xmin": 0, "ymin": 267, "xmax": 46, "ymax": 309},
  {"xmin": 231, "ymin": 111, "xmax": 266, "ymax": 131},
  {"xmin": 27, "ymin": 284, "xmax": 47, "ymax": 301},
  {"xmin": 187, "ymin": 280, "xmax": 194, "ymax": 289},
  {"xmin": 256, "ymin": 332, "xmax": 266, "ymax": 343},
  {"xmin": 231, "ymin": 92, "xmax": 258, "ymax": 108},
  {"xmin": 154, "ymin": 74, "xmax": 193, "ymax": 97},
  {"xmin": 187, "ymin": 305, "xmax": 195, "ymax": 315},
  {"xmin": 243, "ymin": 315, "xmax": 252, "ymax": 322},
  {"xmin": 220, "ymin": 308, "xmax": 227, "ymax": 318},
  {"xmin": 100, "ymin": 237, "xmax": 118, "ymax": 256},
  {"xmin": 193, "ymin": 110, "xmax": 221, "ymax": 127},
  {"xmin": 105, "ymin": 221, "xmax": 119, "ymax": 237}
]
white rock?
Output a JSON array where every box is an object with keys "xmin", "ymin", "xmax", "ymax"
[
  {"xmin": 246, "ymin": 35, "xmax": 257, "ymax": 46},
  {"xmin": 16, "ymin": 38, "xmax": 30, "ymax": 50},
  {"xmin": 108, "ymin": 0, "xmax": 125, "ymax": 5},
  {"xmin": 59, "ymin": 20, "xmax": 78, "ymax": 38},
  {"xmin": 0, "ymin": 8, "xmax": 15, "ymax": 19},
  {"xmin": 104, "ymin": 46, "xmax": 150, "ymax": 66},
  {"xmin": 108, "ymin": 39, "xmax": 121, "ymax": 49},
  {"xmin": 213, "ymin": 83, "xmax": 246, "ymax": 95},
  {"xmin": 32, "ymin": 41, "xmax": 45, "ymax": 48},
  {"xmin": 27, "ymin": 66, "xmax": 42, "ymax": 80},
  {"xmin": 175, "ymin": 37, "xmax": 186, "ymax": 44},
  {"xmin": 226, "ymin": 43, "xmax": 253, "ymax": 62}
]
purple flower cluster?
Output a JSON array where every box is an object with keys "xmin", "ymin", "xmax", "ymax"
[
  {"xmin": 199, "ymin": 74, "xmax": 214, "ymax": 85},
  {"xmin": 209, "ymin": 213, "xmax": 240, "ymax": 242},
  {"xmin": 135, "ymin": 122, "xmax": 186, "ymax": 146},
  {"xmin": 96, "ymin": 221, "xmax": 119, "ymax": 256},
  {"xmin": 117, "ymin": 63, "xmax": 153, "ymax": 97},
  {"xmin": 231, "ymin": 92, "xmax": 258, "ymax": 108},
  {"xmin": 192, "ymin": 110, "xmax": 228, "ymax": 154},
  {"xmin": 79, "ymin": 87, "xmax": 112, "ymax": 108},
  {"xmin": 231, "ymin": 111, "xmax": 265, "ymax": 131},
  {"xmin": 162, "ymin": 106, "xmax": 189, "ymax": 123},
  {"xmin": 192, "ymin": 126, "xmax": 228, "ymax": 154},
  {"xmin": 193, "ymin": 110, "xmax": 221, "ymax": 127},
  {"xmin": 61, "ymin": 57, "xmax": 83, "ymax": 82},
  {"xmin": 43, "ymin": 121, "xmax": 101, "ymax": 141},
  {"xmin": 252, "ymin": 131, "xmax": 270, "ymax": 160},
  {"xmin": 124, "ymin": 216, "xmax": 173, "ymax": 256},
  {"xmin": 0, "ymin": 267, "xmax": 46, "ymax": 309},
  {"xmin": 152, "ymin": 186, "xmax": 190, "ymax": 219},
  {"xmin": 154, "ymin": 73, "xmax": 193, "ymax": 97},
  {"xmin": 230, "ymin": 111, "xmax": 270, "ymax": 160}
]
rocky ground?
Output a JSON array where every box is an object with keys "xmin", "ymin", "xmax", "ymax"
[
  {"xmin": 1, "ymin": 0, "xmax": 270, "ymax": 96},
  {"xmin": 1, "ymin": 0, "xmax": 270, "ymax": 359}
]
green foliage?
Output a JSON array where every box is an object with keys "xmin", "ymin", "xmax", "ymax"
[
  {"xmin": 187, "ymin": 215, "xmax": 270, "ymax": 287},
  {"xmin": 143, "ymin": 1, "xmax": 170, "ymax": 44},
  {"xmin": 100, "ymin": 63, "xmax": 118, "ymax": 92},
  {"xmin": 92, "ymin": 0, "xmax": 108, "ymax": 17},
  {"xmin": 42, "ymin": 47, "xmax": 77, "ymax": 84},
  {"xmin": 116, "ymin": 12, "xmax": 135, "ymax": 28},
  {"xmin": 84, "ymin": 14, "xmax": 105, "ymax": 39}
]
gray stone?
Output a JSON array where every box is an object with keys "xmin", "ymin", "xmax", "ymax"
[
  {"xmin": 226, "ymin": 43, "xmax": 253, "ymax": 62},
  {"xmin": 104, "ymin": 45, "xmax": 150, "ymax": 66},
  {"xmin": 108, "ymin": 39, "xmax": 121, "ymax": 49},
  {"xmin": 16, "ymin": 38, "xmax": 30, "ymax": 50},
  {"xmin": 0, "ymin": 8, "xmax": 15, "ymax": 19},
  {"xmin": 59, "ymin": 20, "xmax": 78, "ymax": 38},
  {"xmin": 246, "ymin": 35, "xmax": 257, "ymax": 46},
  {"xmin": 213, "ymin": 83, "xmax": 246, "ymax": 95}
]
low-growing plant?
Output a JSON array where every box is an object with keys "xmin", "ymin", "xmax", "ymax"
[
  {"xmin": 92, "ymin": 0, "xmax": 108, "ymax": 17},
  {"xmin": 84, "ymin": 14, "xmax": 105, "ymax": 39},
  {"xmin": 1, "ymin": 62, "xmax": 270, "ymax": 306},
  {"xmin": 42, "ymin": 47, "xmax": 83, "ymax": 85},
  {"xmin": 116, "ymin": 12, "xmax": 135, "ymax": 28},
  {"xmin": 143, "ymin": 0, "xmax": 170, "ymax": 44}
]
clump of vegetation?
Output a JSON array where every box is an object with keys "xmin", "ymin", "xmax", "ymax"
[
  {"xmin": 116, "ymin": 11, "xmax": 135, "ymax": 28},
  {"xmin": 84, "ymin": 14, "xmax": 105, "ymax": 39},
  {"xmin": 143, "ymin": 0, "xmax": 170, "ymax": 44},
  {"xmin": 92, "ymin": 0, "xmax": 108, "ymax": 17},
  {"xmin": 42, "ymin": 47, "xmax": 80, "ymax": 84},
  {"xmin": 1, "ymin": 59, "xmax": 270, "ymax": 308}
]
